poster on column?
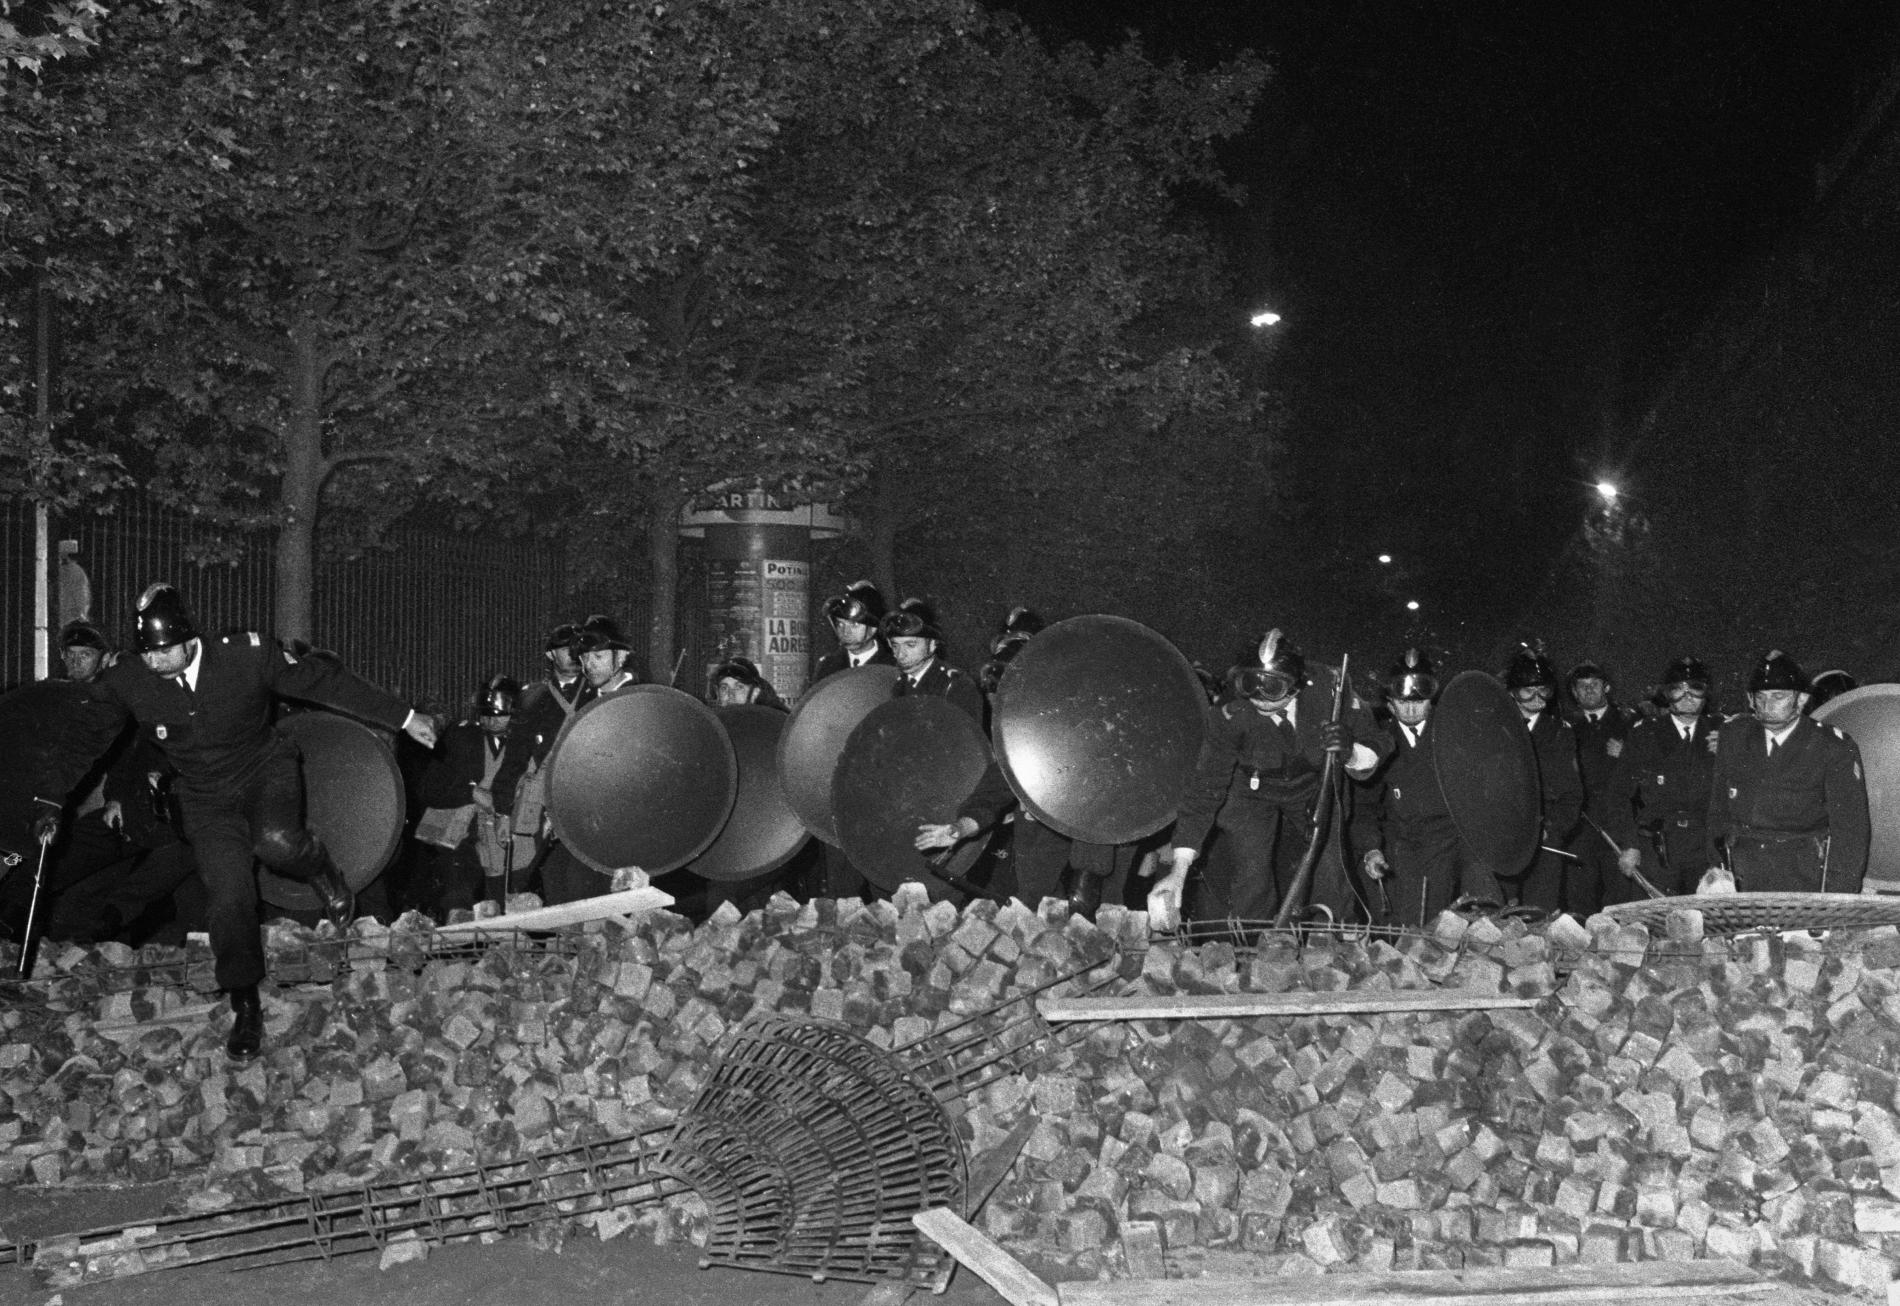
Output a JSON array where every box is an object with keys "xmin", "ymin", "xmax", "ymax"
[
  {"xmin": 707, "ymin": 558, "xmax": 763, "ymax": 673},
  {"xmin": 762, "ymin": 559, "xmax": 810, "ymax": 701}
]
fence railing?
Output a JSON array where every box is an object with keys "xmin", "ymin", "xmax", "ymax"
[{"xmin": 1, "ymin": 494, "xmax": 687, "ymax": 715}]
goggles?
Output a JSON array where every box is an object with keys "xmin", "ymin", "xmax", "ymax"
[
  {"xmin": 1666, "ymin": 680, "xmax": 1710, "ymax": 697},
  {"xmin": 1234, "ymin": 668, "xmax": 1298, "ymax": 701}
]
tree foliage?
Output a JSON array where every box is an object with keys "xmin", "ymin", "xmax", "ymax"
[{"xmin": 8, "ymin": 0, "xmax": 1267, "ymax": 664}]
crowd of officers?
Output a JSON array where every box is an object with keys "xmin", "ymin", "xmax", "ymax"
[{"xmin": 16, "ymin": 578, "xmax": 1876, "ymax": 1062}]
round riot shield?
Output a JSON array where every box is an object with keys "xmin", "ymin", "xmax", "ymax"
[
  {"xmin": 833, "ymin": 696, "xmax": 992, "ymax": 892},
  {"xmin": 689, "ymin": 706, "xmax": 807, "ymax": 883},
  {"xmin": 0, "ymin": 680, "xmax": 127, "ymax": 865},
  {"xmin": 1430, "ymin": 670, "xmax": 1540, "ymax": 878},
  {"xmin": 991, "ymin": 614, "xmax": 1206, "ymax": 843},
  {"xmin": 1815, "ymin": 684, "xmax": 1900, "ymax": 892},
  {"xmin": 777, "ymin": 665, "xmax": 901, "ymax": 846},
  {"xmin": 546, "ymin": 685, "xmax": 738, "ymax": 875},
  {"xmin": 259, "ymin": 712, "xmax": 405, "ymax": 910}
]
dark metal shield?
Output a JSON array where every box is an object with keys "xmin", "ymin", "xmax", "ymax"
[
  {"xmin": 259, "ymin": 711, "xmax": 406, "ymax": 910},
  {"xmin": 991, "ymin": 614, "xmax": 1207, "ymax": 844},
  {"xmin": 1815, "ymin": 684, "xmax": 1900, "ymax": 890},
  {"xmin": 1431, "ymin": 670, "xmax": 1540, "ymax": 879},
  {"xmin": 833, "ymin": 696, "xmax": 992, "ymax": 892},
  {"xmin": 0, "ymin": 680, "xmax": 127, "ymax": 864},
  {"xmin": 777, "ymin": 665, "xmax": 901, "ymax": 845},
  {"xmin": 689, "ymin": 706, "xmax": 808, "ymax": 883},
  {"xmin": 546, "ymin": 685, "xmax": 738, "ymax": 875}
]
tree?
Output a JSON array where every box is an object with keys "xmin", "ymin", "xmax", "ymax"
[
  {"xmin": 17, "ymin": 0, "xmax": 816, "ymax": 640},
  {"xmin": 538, "ymin": 14, "xmax": 1267, "ymax": 674}
]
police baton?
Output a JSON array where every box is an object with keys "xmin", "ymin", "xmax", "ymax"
[{"xmin": 1579, "ymin": 812, "xmax": 1666, "ymax": 900}]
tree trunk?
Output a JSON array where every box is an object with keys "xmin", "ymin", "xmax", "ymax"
[
  {"xmin": 646, "ymin": 483, "xmax": 685, "ymax": 686},
  {"xmin": 868, "ymin": 461, "xmax": 900, "ymax": 600},
  {"xmin": 276, "ymin": 317, "xmax": 326, "ymax": 643}
]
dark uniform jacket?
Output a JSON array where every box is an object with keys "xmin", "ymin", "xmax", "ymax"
[
  {"xmin": 94, "ymin": 634, "xmax": 410, "ymax": 803},
  {"xmin": 1359, "ymin": 718, "xmax": 1453, "ymax": 837},
  {"xmin": 418, "ymin": 722, "xmax": 507, "ymax": 811},
  {"xmin": 1175, "ymin": 677, "xmax": 1389, "ymax": 853},
  {"xmin": 1566, "ymin": 704, "xmax": 1636, "ymax": 823},
  {"xmin": 492, "ymin": 675, "xmax": 582, "ymax": 817},
  {"xmin": 1707, "ymin": 714, "xmax": 1869, "ymax": 889},
  {"xmin": 1607, "ymin": 713, "xmax": 1718, "ymax": 843},
  {"xmin": 1523, "ymin": 710, "xmax": 1584, "ymax": 847},
  {"xmin": 892, "ymin": 658, "xmax": 1014, "ymax": 831},
  {"xmin": 814, "ymin": 642, "xmax": 894, "ymax": 683}
]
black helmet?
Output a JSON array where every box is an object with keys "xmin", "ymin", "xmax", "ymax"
[
  {"xmin": 711, "ymin": 655, "xmax": 767, "ymax": 689},
  {"xmin": 1748, "ymin": 649, "xmax": 1808, "ymax": 694},
  {"xmin": 133, "ymin": 583, "xmax": 199, "ymax": 653},
  {"xmin": 1503, "ymin": 645, "xmax": 1558, "ymax": 692},
  {"xmin": 1660, "ymin": 656, "xmax": 1711, "ymax": 693},
  {"xmin": 544, "ymin": 622, "xmax": 581, "ymax": 653},
  {"xmin": 1567, "ymin": 659, "xmax": 1611, "ymax": 687},
  {"xmin": 1384, "ymin": 647, "xmax": 1439, "ymax": 702},
  {"xmin": 979, "ymin": 632, "xmax": 1031, "ymax": 694},
  {"xmin": 824, "ymin": 581, "xmax": 886, "ymax": 627},
  {"xmin": 990, "ymin": 605, "xmax": 1045, "ymax": 655},
  {"xmin": 1229, "ymin": 629, "xmax": 1306, "ymax": 701},
  {"xmin": 880, "ymin": 597, "xmax": 941, "ymax": 644},
  {"xmin": 59, "ymin": 619, "xmax": 109, "ymax": 652},
  {"xmin": 479, "ymin": 675, "xmax": 522, "ymax": 716},
  {"xmin": 573, "ymin": 614, "xmax": 630, "ymax": 654},
  {"xmin": 1808, "ymin": 669, "xmax": 1856, "ymax": 710}
]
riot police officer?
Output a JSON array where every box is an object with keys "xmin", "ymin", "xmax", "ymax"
[
  {"xmin": 72, "ymin": 583, "xmax": 435, "ymax": 1060},
  {"xmin": 1500, "ymin": 646, "xmax": 1583, "ymax": 913},
  {"xmin": 1610, "ymin": 656, "xmax": 1720, "ymax": 897},
  {"xmin": 1707, "ymin": 650, "xmax": 1868, "ymax": 893}
]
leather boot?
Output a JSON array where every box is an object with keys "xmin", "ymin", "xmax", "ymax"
[
  {"xmin": 226, "ymin": 985, "xmax": 263, "ymax": 1062},
  {"xmin": 310, "ymin": 862, "xmax": 355, "ymax": 931}
]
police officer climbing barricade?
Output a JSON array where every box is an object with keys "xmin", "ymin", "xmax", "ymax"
[
  {"xmin": 1707, "ymin": 649, "xmax": 1869, "ymax": 894},
  {"xmin": 1607, "ymin": 656, "xmax": 1721, "ymax": 898},
  {"xmin": 38, "ymin": 583, "xmax": 436, "ymax": 1063},
  {"xmin": 1149, "ymin": 630, "xmax": 1390, "ymax": 936},
  {"xmin": 987, "ymin": 611, "xmax": 1204, "ymax": 916}
]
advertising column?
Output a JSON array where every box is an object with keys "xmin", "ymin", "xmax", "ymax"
[{"xmin": 682, "ymin": 489, "xmax": 845, "ymax": 703}]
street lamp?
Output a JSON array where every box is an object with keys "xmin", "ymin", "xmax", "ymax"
[
  {"xmin": 1405, "ymin": 600, "xmax": 1420, "ymax": 612},
  {"xmin": 1250, "ymin": 309, "xmax": 1283, "ymax": 329},
  {"xmin": 1377, "ymin": 553, "xmax": 1393, "ymax": 565},
  {"xmin": 1594, "ymin": 479, "xmax": 1619, "ymax": 505}
]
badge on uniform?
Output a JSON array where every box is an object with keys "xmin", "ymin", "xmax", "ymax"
[
  {"xmin": 156, "ymin": 725, "xmax": 168, "ymax": 740},
  {"xmin": 1729, "ymin": 786, "xmax": 1738, "ymax": 799},
  {"xmin": 1656, "ymin": 774, "xmax": 1665, "ymax": 786}
]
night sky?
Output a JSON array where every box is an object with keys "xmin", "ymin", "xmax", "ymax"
[{"xmin": 1000, "ymin": 0, "xmax": 1897, "ymax": 657}]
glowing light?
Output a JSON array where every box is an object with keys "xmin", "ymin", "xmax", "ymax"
[
  {"xmin": 1250, "ymin": 309, "xmax": 1283, "ymax": 328},
  {"xmin": 1377, "ymin": 554, "xmax": 1393, "ymax": 565},
  {"xmin": 1595, "ymin": 480, "xmax": 1619, "ymax": 503},
  {"xmin": 1405, "ymin": 601, "xmax": 1420, "ymax": 611}
]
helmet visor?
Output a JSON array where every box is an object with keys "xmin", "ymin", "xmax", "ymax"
[{"xmin": 1235, "ymin": 668, "xmax": 1297, "ymax": 701}]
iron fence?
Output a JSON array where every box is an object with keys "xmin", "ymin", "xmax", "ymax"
[{"xmin": 0, "ymin": 494, "xmax": 687, "ymax": 714}]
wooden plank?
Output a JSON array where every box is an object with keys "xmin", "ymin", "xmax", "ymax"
[
  {"xmin": 1057, "ymin": 1261, "xmax": 1771, "ymax": 1306},
  {"xmin": 430, "ymin": 887, "xmax": 674, "ymax": 936},
  {"xmin": 912, "ymin": 1208, "xmax": 1058, "ymax": 1306},
  {"xmin": 1037, "ymin": 991, "xmax": 1540, "ymax": 1022},
  {"xmin": 94, "ymin": 1001, "xmax": 222, "ymax": 1042}
]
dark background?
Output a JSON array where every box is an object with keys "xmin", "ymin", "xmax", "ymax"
[{"xmin": 995, "ymin": 0, "xmax": 1899, "ymax": 677}]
